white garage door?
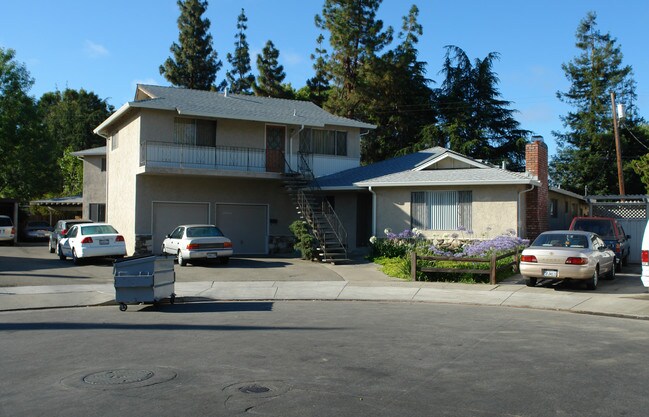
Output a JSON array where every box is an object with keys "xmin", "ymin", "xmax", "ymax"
[
  {"xmin": 215, "ymin": 203, "xmax": 268, "ymax": 255},
  {"xmin": 152, "ymin": 202, "xmax": 210, "ymax": 254}
]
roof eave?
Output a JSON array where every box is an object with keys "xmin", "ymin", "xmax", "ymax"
[{"xmin": 354, "ymin": 179, "xmax": 541, "ymax": 187}]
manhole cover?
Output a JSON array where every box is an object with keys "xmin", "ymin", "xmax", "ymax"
[
  {"xmin": 83, "ymin": 369, "xmax": 154, "ymax": 385},
  {"xmin": 239, "ymin": 384, "xmax": 271, "ymax": 394}
]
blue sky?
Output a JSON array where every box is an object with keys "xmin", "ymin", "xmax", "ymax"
[{"xmin": 1, "ymin": 0, "xmax": 648, "ymax": 158}]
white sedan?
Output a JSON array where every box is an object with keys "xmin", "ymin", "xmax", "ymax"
[
  {"xmin": 162, "ymin": 224, "xmax": 233, "ymax": 266},
  {"xmin": 58, "ymin": 223, "xmax": 127, "ymax": 265},
  {"xmin": 519, "ymin": 230, "xmax": 615, "ymax": 290}
]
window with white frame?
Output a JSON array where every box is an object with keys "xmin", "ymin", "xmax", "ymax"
[
  {"xmin": 299, "ymin": 128, "xmax": 347, "ymax": 156},
  {"xmin": 411, "ymin": 191, "xmax": 472, "ymax": 230},
  {"xmin": 174, "ymin": 118, "xmax": 216, "ymax": 146}
]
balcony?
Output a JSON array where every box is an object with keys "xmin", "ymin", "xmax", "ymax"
[{"xmin": 139, "ymin": 141, "xmax": 360, "ymax": 177}]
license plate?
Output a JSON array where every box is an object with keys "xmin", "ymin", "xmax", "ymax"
[
  {"xmin": 207, "ymin": 253, "xmax": 217, "ymax": 258},
  {"xmin": 543, "ymin": 269, "xmax": 558, "ymax": 277},
  {"xmin": 99, "ymin": 239, "xmax": 109, "ymax": 245}
]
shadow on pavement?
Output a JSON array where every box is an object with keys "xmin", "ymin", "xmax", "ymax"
[{"xmin": 140, "ymin": 300, "xmax": 275, "ymax": 313}]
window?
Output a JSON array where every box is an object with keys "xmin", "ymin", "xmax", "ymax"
[
  {"xmin": 299, "ymin": 128, "xmax": 347, "ymax": 156},
  {"xmin": 174, "ymin": 118, "xmax": 216, "ymax": 146},
  {"xmin": 411, "ymin": 191, "xmax": 472, "ymax": 230},
  {"xmin": 550, "ymin": 199, "xmax": 558, "ymax": 218},
  {"xmin": 101, "ymin": 157, "xmax": 106, "ymax": 172},
  {"xmin": 89, "ymin": 203, "xmax": 106, "ymax": 222},
  {"xmin": 111, "ymin": 132, "xmax": 119, "ymax": 150}
]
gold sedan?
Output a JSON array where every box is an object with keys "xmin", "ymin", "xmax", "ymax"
[{"xmin": 519, "ymin": 230, "xmax": 616, "ymax": 290}]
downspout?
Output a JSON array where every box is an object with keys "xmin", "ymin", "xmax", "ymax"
[
  {"xmin": 368, "ymin": 186, "xmax": 377, "ymax": 237},
  {"xmin": 518, "ymin": 184, "xmax": 535, "ymax": 238},
  {"xmin": 293, "ymin": 125, "xmax": 305, "ymax": 172}
]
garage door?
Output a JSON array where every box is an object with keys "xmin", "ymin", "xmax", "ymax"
[
  {"xmin": 152, "ymin": 202, "xmax": 210, "ymax": 254},
  {"xmin": 215, "ymin": 204, "xmax": 267, "ymax": 255}
]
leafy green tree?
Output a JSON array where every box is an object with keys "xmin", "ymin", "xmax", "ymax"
[
  {"xmin": 433, "ymin": 46, "xmax": 528, "ymax": 170},
  {"xmin": 0, "ymin": 48, "xmax": 55, "ymax": 199},
  {"xmin": 38, "ymin": 88, "xmax": 114, "ymax": 194},
  {"xmin": 551, "ymin": 11, "xmax": 642, "ymax": 195},
  {"xmin": 361, "ymin": 5, "xmax": 435, "ymax": 163},
  {"xmin": 160, "ymin": 0, "xmax": 222, "ymax": 90},
  {"xmin": 315, "ymin": 0, "xmax": 393, "ymax": 119},
  {"xmin": 225, "ymin": 8, "xmax": 255, "ymax": 94},
  {"xmin": 253, "ymin": 40, "xmax": 292, "ymax": 98},
  {"xmin": 628, "ymin": 125, "xmax": 649, "ymax": 193}
]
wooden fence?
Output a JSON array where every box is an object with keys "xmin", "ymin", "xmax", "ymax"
[{"xmin": 410, "ymin": 250, "xmax": 520, "ymax": 284}]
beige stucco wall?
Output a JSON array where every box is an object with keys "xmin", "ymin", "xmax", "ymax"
[
  {"xmin": 140, "ymin": 109, "xmax": 174, "ymax": 143},
  {"xmin": 132, "ymin": 175, "xmax": 297, "ymax": 250},
  {"xmin": 373, "ymin": 185, "xmax": 525, "ymax": 240},
  {"xmin": 106, "ymin": 113, "xmax": 140, "ymax": 254},
  {"xmin": 81, "ymin": 155, "xmax": 106, "ymax": 219}
]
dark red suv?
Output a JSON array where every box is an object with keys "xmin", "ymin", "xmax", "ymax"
[{"xmin": 569, "ymin": 217, "xmax": 630, "ymax": 271}]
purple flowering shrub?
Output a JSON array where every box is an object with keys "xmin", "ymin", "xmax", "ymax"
[
  {"xmin": 369, "ymin": 228, "xmax": 425, "ymax": 259},
  {"xmin": 428, "ymin": 234, "xmax": 529, "ymax": 258}
]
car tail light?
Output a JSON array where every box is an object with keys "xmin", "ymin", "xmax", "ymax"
[
  {"xmin": 224, "ymin": 241, "xmax": 232, "ymax": 248},
  {"xmin": 80, "ymin": 237, "xmax": 93, "ymax": 244},
  {"xmin": 520, "ymin": 255, "xmax": 537, "ymax": 263},
  {"xmin": 615, "ymin": 243, "xmax": 621, "ymax": 254},
  {"xmin": 61, "ymin": 229, "xmax": 67, "ymax": 236},
  {"xmin": 642, "ymin": 250, "xmax": 649, "ymax": 265},
  {"xmin": 565, "ymin": 257, "xmax": 588, "ymax": 265},
  {"xmin": 11, "ymin": 227, "xmax": 15, "ymax": 235},
  {"xmin": 115, "ymin": 235, "xmax": 125, "ymax": 242},
  {"xmin": 186, "ymin": 243, "xmax": 199, "ymax": 250}
]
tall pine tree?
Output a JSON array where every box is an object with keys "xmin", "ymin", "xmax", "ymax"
[
  {"xmin": 434, "ymin": 46, "xmax": 528, "ymax": 169},
  {"xmin": 315, "ymin": 0, "xmax": 392, "ymax": 119},
  {"xmin": 551, "ymin": 11, "xmax": 641, "ymax": 195},
  {"xmin": 160, "ymin": 0, "xmax": 221, "ymax": 90},
  {"xmin": 253, "ymin": 40, "xmax": 290, "ymax": 98},
  {"xmin": 303, "ymin": 34, "xmax": 331, "ymax": 107},
  {"xmin": 225, "ymin": 8, "xmax": 255, "ymax": 94}
]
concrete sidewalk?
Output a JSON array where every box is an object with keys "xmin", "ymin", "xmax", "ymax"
[{"xmin": 1, "ymin": 259, "xmax": 648, "ymax": 319}]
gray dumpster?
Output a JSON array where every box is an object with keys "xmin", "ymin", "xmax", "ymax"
[{"xmin": 114, "ymin": 255, "xmax": 175, "ymax": 311}]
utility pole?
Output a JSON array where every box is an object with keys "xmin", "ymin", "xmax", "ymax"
[{"xmin": 611, "ymin": 91, "xmax": 625, "ymax": 196}]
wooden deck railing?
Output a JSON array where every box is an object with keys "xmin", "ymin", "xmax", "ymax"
[{"xmin": 410, "ymin": 250, "xmax": 520, "ymax": 284}]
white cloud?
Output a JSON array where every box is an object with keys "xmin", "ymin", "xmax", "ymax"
[{"xmin": 84, "ymin": 40, "xmax": 109, "ymax": 58}]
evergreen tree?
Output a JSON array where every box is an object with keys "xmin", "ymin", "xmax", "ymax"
[
  {"xmin": 304, "ymin": 34, "xmax": 331, "ymax": 107},
  {"xmin": 434, "ymin": 46, "xmax": 528, "ymax": 169},
  {"xmin": 38, "ymin": 88, "xmax": 114, "ymax": 195},
  {"xmin": 0, "ymin": 48, "xmax": 56, "ymax": 199},
  {"xmin": 551, "ymin": 11, "xmax": 642, "ymax": 195},
  {"xmin": 253, "ymin": 40, "xmax": 290, "ymax": 98},
  {"xmin": 225, "ymin": 8, "xmax": 255, "ymax": 94},
  {"xmin": 315, "ymin": 0, "xmax": 393, "ymax": 119},
  {"xmin": 160, "ymin": 0, "xmax": 221, "ymax": 90},
  {"xmin": 361, "ymin": 5, "xmax": 435, "ymax": 163}
]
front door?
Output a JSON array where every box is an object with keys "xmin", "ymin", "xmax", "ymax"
[{"xmin": 266, "ymin": 125, "xmax": 286, "ymax": 173}]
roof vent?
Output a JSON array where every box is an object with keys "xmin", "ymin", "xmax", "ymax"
[
  {"xmin": 224, "ymin": 87, "xmax": 228, "ymax": 97},
  {"xmin": 293, "ymin": 109, "xmax": 297, "ymax": 117}
]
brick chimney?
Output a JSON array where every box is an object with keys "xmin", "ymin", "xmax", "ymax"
[{"xmin": 525, "ymin": 136, "xmax": 548, "ymax": 240}]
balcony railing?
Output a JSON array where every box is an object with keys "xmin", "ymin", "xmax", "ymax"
[
  {"xmin": 140, "ymin": 141, "xmax": 268, "ymax": 173},
  {"xmin": 140, "ymin": 141, "xmax": 361, "ymax": 176}
]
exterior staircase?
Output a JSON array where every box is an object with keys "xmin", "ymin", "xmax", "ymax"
[{"xmin": 283, "ymin": 154, "xmax": 348, "ymax": 264}]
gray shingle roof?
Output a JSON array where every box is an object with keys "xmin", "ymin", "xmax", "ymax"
[
  {"xmin": 132, "ymin": 84, "xmax": 375, "ymax": 129},
  {"xmin": 317, "ymin": 147, "xmax": 538, "ymax": 189}
]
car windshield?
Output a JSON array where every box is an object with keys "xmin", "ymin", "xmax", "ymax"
[
  {"xmin": 0, "ymin": 217, "xmax": 13, "ymax": 226},
  {"xmin": 81, "ymin": 225, "xmax": 118, "ymax": 235},
  {"xmin": 532, "ymin": 233, "xmax": 589, "ymax": 248},
  {"xmin": 572, "ymin": 219, "xmax": 615, "ymax": 238},
  {"xmin": 186, "ymin": 226, "xmax": 224, "ymax": 238}
]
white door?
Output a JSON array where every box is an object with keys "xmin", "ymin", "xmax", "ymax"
[
  {"xmin": 215, "ymin": 204, "xmax": 268, "ymax": 255},
  {"xmin": 152, "ymin": 202, "xmax": 209, "ymax": 254}
]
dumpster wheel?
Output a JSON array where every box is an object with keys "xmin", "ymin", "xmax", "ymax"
[
  {"xmin": 119, "ymin": 303, "xmax": 128, "ymax": 312},
  {"xmin": 170, "ymin": 293, "xmax": 176, "ymax": 304}
]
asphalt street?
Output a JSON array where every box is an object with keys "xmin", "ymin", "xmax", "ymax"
[{"xmin": 1, "ymin": 301, "xmax": 648, "ymax": 417}]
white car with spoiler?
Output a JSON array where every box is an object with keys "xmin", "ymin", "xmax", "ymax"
[
  {"xmin": 162, "ymin": 224, "xmax": 233, "ymax": 266},
  {"xmin": 58, "ymin": 223, "xmax": 127, "ymax": 265}
]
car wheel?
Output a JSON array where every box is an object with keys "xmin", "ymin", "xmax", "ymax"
[
  {"xmin": 49, "ymin": 240, "xmax": 55, "ymax": 253},
  {"xmin": 161, "ymin": 244, "xmax": 166, "ymax": 256},
  {"xmin": 586, "ymin": 269, "xmax": 598, "ymax": 290},
  {"xmin": 622, "ymin": 254, "xmax": 628, "ymax": 266},
  {"xmin": 219, "ymin": 257, "xmax": 230, "ymax": 265},
  {"xmin": 605, "ymin": 263, "xmax": 616, "ymax": 280},
  {"xmin": 58, "ymin": 245, "xmax": 66, "ymax": 260},
  {"xmin": 526, "ymin": 277, "xmax": 537, "ymax": 287},
  {"xmin": 72, "ymin": 248, "xmax": 83, "ymax": 266},
  {"xmin": 177, "ymin": 250, "xmax": 187, "ymax": 266}
]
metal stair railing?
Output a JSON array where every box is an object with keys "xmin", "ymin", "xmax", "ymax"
[{"xmin": 286, "ymin": 152, "xmax": 348, "ymax": 261}]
